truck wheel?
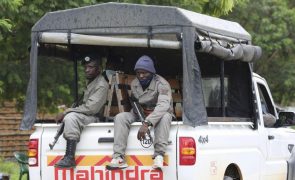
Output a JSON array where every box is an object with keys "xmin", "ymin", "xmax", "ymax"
[
  {"xmin": 224, "ymin": 164, "xmax": 241, "ymax": 180},
  {"xmin": 223, "ymin": 176, "xmax": 233, "ymax": 180}
]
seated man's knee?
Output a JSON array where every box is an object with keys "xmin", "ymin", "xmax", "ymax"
[
  {"xmin": 162, "ymin": 113, "xmax": 172, "ymax": 123},
  {"xmin": 115, "ymin": 112, "xmax": 128, "ymax": 121},
  {"xmin": 63, "ymin": 112, "xmax": 78, "ymax": 125},
  {"xmin": 115, "ymin": 112, "xmax": 126, "ymax": 120},
  {"xmin": 114, "ymin": 112, "xmax": 134, "ymax": 124}
]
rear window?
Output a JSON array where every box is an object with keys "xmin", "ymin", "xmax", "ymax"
[
  {"xmin": 202, "ymin": 77, "xmax": 228, "ymax": 108},
  {"xmin": 198, "ymin": 53, "xmax": 254, "ymax": 119}
]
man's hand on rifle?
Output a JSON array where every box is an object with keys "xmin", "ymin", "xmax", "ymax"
[
  {"xmin": 137, "ymin": 122, "xmax": 150, "ymax": 140},
  {"xmin": 55, "ymin": 112, "xmax": 65, "ymax": 123}
]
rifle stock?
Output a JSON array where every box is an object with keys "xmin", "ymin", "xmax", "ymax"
[
  {"xmin": 129, "ymin": 96, "xmax": 146, "ymax": 123},
  {"xmin": 49, "ymin": 122, "xmax": 64, "ymax": 150}
]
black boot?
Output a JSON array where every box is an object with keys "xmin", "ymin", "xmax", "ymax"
[{"xmin": 55, "ymin": 140, "xmax": 77, "ymax": 168}]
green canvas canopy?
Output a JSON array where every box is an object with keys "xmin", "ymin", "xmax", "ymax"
[{"xmin": 21, "ymin": 2, "xmax": 261, "ymax": 130}]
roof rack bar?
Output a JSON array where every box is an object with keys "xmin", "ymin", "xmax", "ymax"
[{"xmin": 39, "ymin": 32, "xmax": 181, "ymax": 49}]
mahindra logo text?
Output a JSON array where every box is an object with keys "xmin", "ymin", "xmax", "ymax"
[{"xmin": 55, "ymin": 166, "xmax": 163, "ymax": 180}]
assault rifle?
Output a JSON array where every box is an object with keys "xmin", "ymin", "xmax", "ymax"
[
  {"xmin": 49, "ymin": 97, "xmax": 82, "ymax": 150},
  {"xmin": 49, "ymin": 122, "xmax": 64, "ymax": 150},
  {"xmin": 128, "ymin": 94, "xmax": 153, "ymax": 148}
]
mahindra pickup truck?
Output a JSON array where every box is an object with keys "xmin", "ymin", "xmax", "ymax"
[{"xmin": 21, "ymin": 3, "xmax": 295, "ymax": 180}]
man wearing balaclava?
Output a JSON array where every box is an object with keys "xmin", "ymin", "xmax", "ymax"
[{"xmin": 106, "ymin": 55, "xmax": 173, "ymax": 170}]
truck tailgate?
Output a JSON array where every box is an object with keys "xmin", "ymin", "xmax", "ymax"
[{"xmin": 40, "ymin": 122, "xmax": 178, "ymax": 180}]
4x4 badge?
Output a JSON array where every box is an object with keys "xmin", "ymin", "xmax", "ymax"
[{"xmin": 198, "ymin": 135, "xmax": 209, "ymax": 144}]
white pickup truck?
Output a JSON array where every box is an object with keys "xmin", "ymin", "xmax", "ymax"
[{"xmin": 21, "ymin": 3, "xmax": 295, "ymax": 180}]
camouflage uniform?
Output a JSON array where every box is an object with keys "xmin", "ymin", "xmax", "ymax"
[
  {"xmin": 63, "ymin": 75, "xmax": 108, "ymax": 141},
  {"xmin": 113, "ymin": 74, "xmax": 173, "ymax": 158}
]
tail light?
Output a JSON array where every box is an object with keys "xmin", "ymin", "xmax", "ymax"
[
  {"xmin": 179, "ymin": 137, "xmax": 196, "ymax": 165},
  {"xmin": 28, "ymin": 139, "xmax": 39, "ymax": 166}
]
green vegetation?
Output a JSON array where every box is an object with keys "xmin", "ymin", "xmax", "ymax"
[
  {"xmin": 227, "ymin": 0, "xmax": 295, "ymax": 106},
  {"xmin": 0, "ymin": 158, "xmax": 20, "ymax": 180}
]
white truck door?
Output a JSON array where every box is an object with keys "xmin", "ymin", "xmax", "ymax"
[
  {"xmin": 255, "ymin": 78, "xmax": 295, "ymax": 179},
  {"xmin": 42, "ymin": 122, "xmax": 178, "ymax": 180}
]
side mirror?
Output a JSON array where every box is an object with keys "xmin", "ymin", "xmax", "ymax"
[
  {"xmin": 263, "ymin": 113, "xmax": 276, "ymax": 127},
  {"xmin": 276, "ymin": 111, "xmax": 295, "ymax": 127}
]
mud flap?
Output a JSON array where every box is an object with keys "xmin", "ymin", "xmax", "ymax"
[{"xmin": 288, "ymin": 148, "xmax": 295, "ymax": 180}]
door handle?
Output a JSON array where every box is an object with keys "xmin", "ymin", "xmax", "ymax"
[
  {"xmin": 98, "ymin": 137, "xmax": 114, "ymax": 143},
  {"xmin": 268, "ymin": 135, "xmax": 275, "ymax": 140}
]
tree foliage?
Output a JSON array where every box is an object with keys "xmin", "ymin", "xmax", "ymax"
[
  {"xmin": 120, "ymin": 0, "xmax": 243, "ymax": 16},
  {"xmin": 0, "ymin": 0, "xmax": 23, "ymax": 34},
  {"xmin": 227, "ymin": 0, "xmax": 295, "ymax": 105},
  {"xmin": 0, "ymin": 0, "xmax": 23, "ymax": 99}
]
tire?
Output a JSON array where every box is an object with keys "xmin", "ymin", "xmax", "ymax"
[
  {"xmin": 223, "ymin": 176, "xmax": 234, "ymax": 180},
  {"xmin": 224, "ymin": 164, "xmax": 241, "ymax": 180}
]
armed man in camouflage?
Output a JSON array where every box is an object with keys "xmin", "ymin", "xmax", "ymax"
[
  {"xmin": 55, "ymin": 54, "xmax": 108, "ymax": 168},
  {"xmin": 106, "ymin": 55, "xmax": 173, "ymax": 171}
]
